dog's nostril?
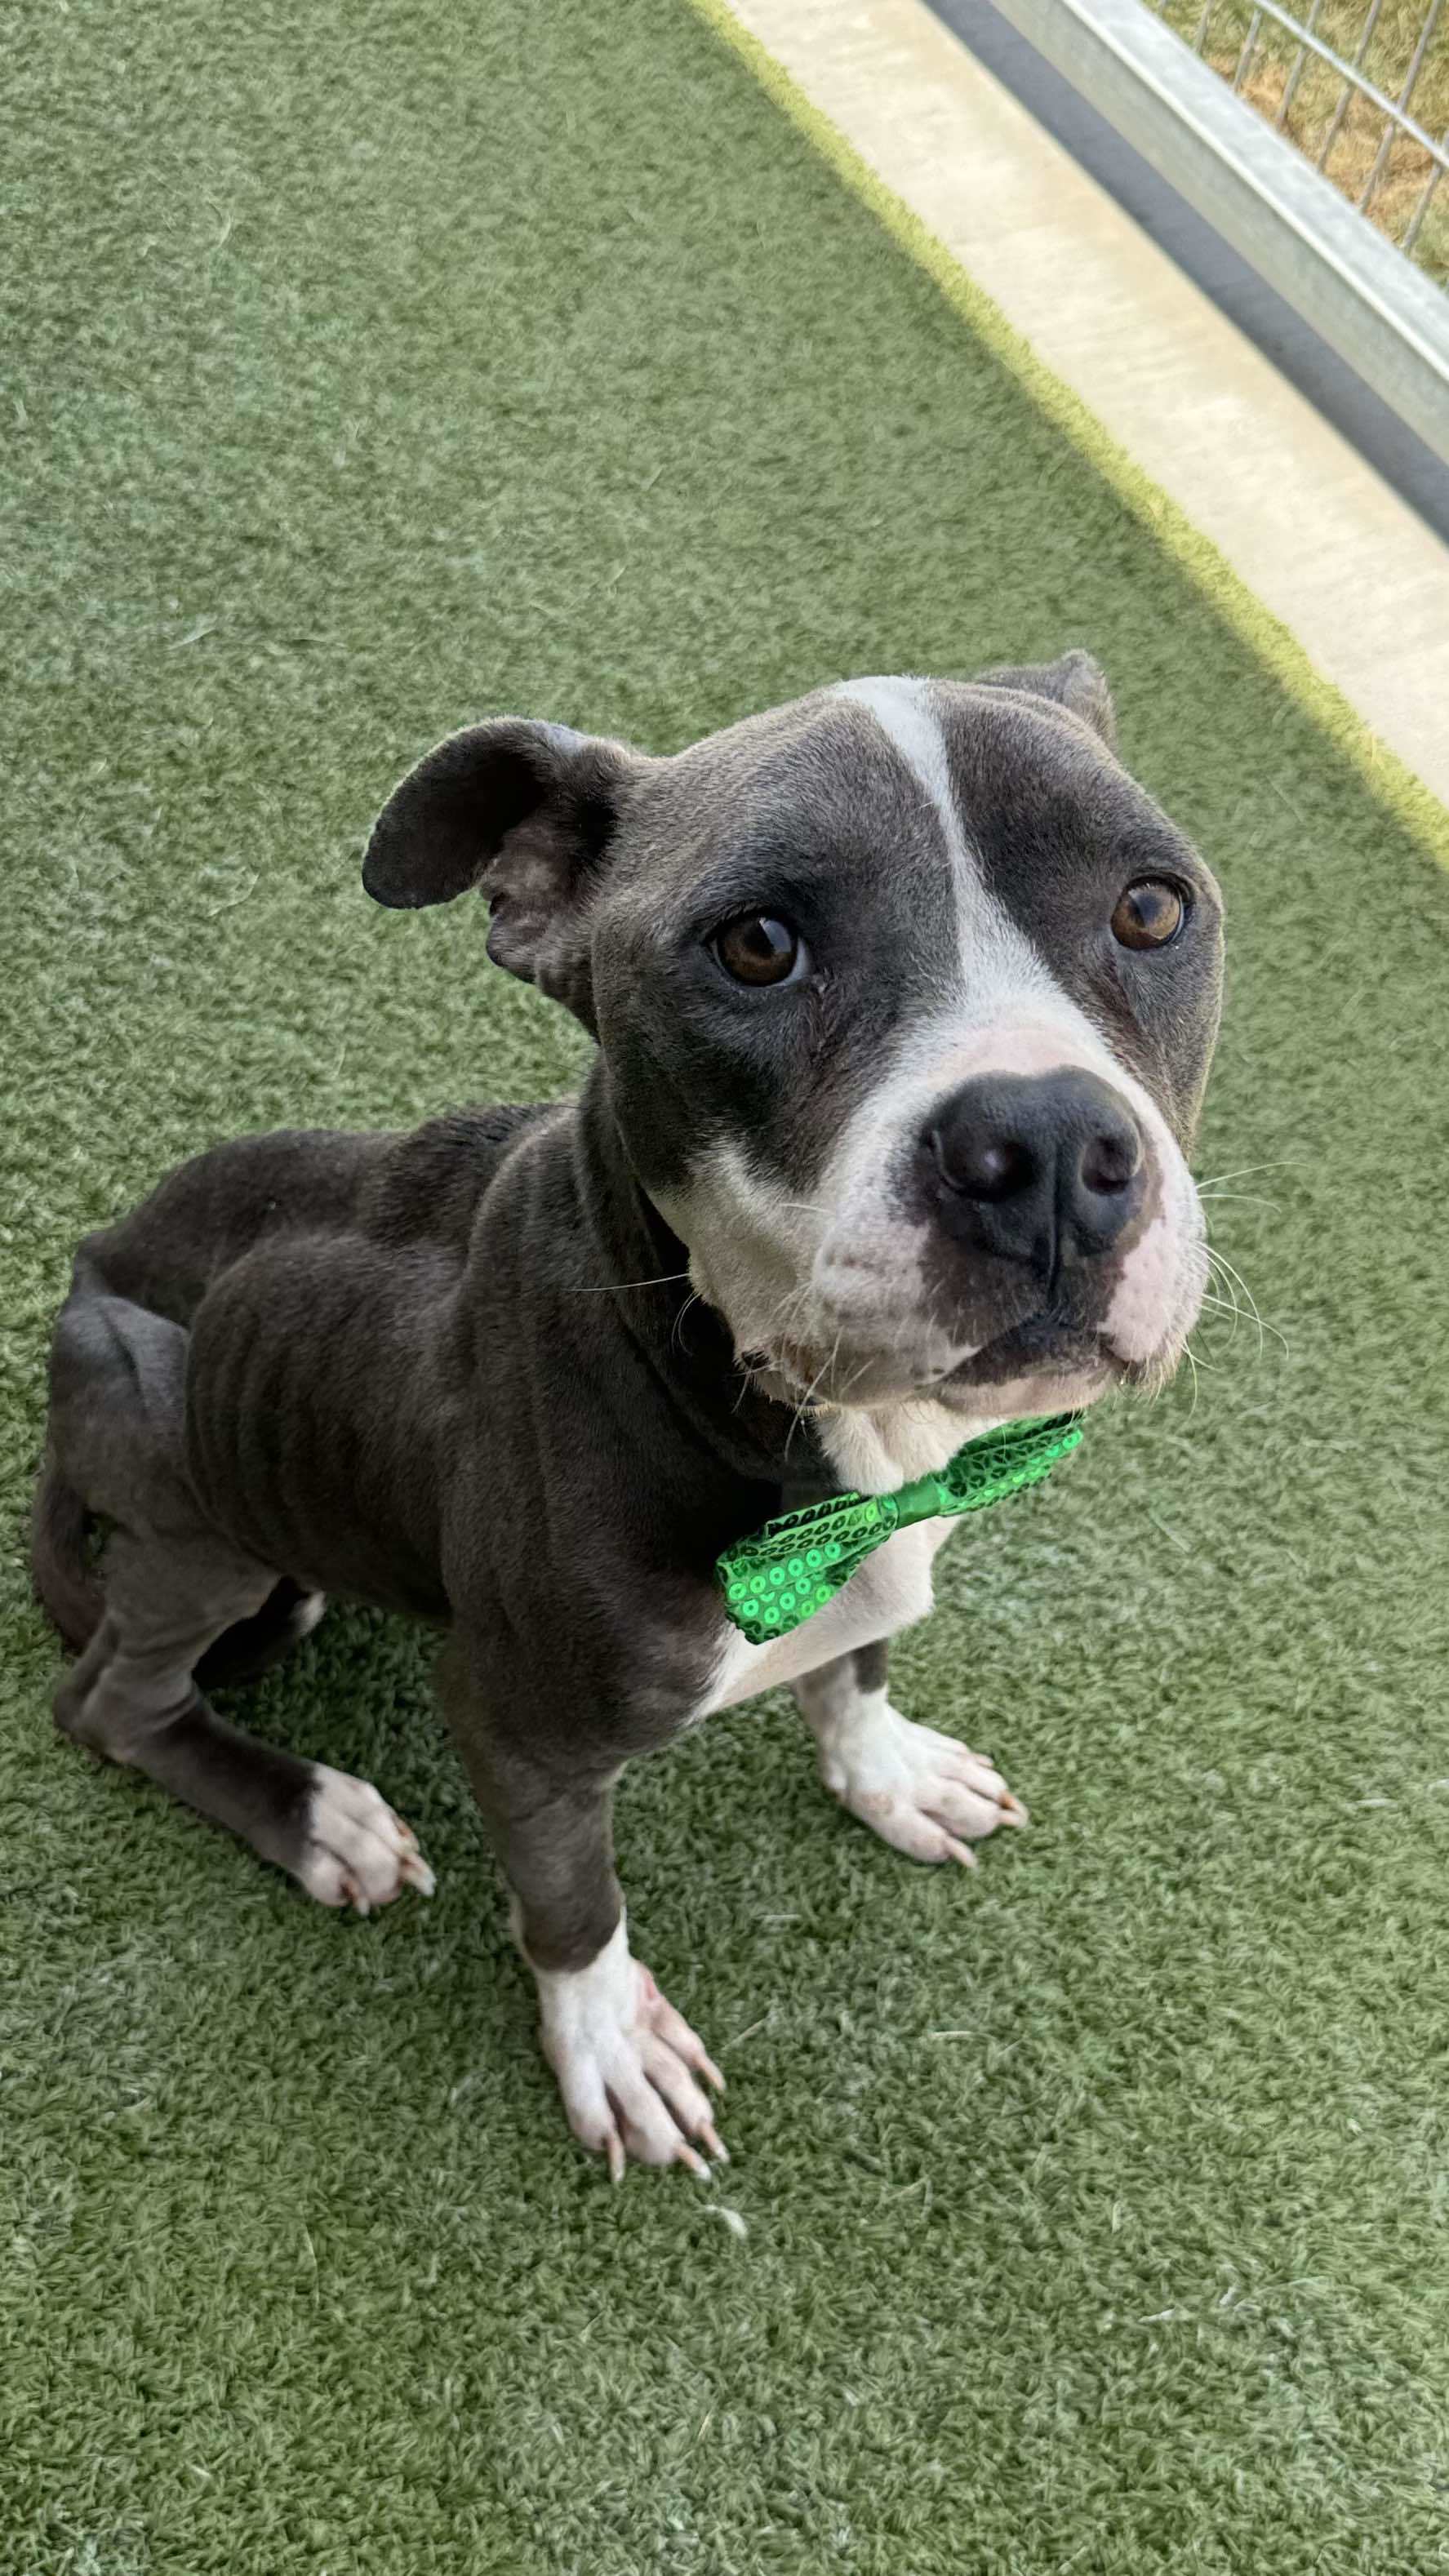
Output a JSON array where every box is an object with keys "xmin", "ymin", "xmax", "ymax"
[
  {"xmin": 1080, "ymin": 1129, "xmax": 1141, "ymax": 1197},
  {"xmin": 963, "ymin": 1137, "xmax": 1037, "ymax": 1204},
  {"xmin": 928, "ymin": 1125, "xmax": 1037, "ymax": 1204}
]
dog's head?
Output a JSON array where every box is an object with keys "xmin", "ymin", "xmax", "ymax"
[{"xmin": 364, "ymin": 660, "xmax": 1223, "ymax": 1426}]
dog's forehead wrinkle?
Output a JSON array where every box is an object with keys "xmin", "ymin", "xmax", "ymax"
[
  {"xmin": 616, "ymin": 704, "xmax": 919, "ymax": 925},
  {"xmin": 649, "ymin": 695, "xmax": 845, "ymax": 822},
  {"xmin": 833, "ymin": 677, "xmax": 962, "ymax": 833},
  {"xmin": 832, "ymin": 675, "xmax": 1065, "ymax": 1013}
]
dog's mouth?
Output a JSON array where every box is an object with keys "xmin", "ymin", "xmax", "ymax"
[
  {"xmin": 758, "ymin": 1306, "xmax": 1123, "ymax": 1412},
  {"xmin": 940, "ymin": 1311, "xmax": 1119, "ymax": 1391}
]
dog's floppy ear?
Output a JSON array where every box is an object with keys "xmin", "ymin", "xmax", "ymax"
[
  {"xmin": 362, "ymin": 718, "xmax": 642, "ymax": 1026},
  {"xmin": 976, "ymin": 650, "xmax": 1116, "ymax": 752}
]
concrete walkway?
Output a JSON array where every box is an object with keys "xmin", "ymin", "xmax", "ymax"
[{"xmin": 720, "ymin": 0, "xmax": 1449, "ymax": 813}]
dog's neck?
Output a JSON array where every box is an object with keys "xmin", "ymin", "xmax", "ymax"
[{"xmin": 568, "ymin": 1068, "xmax": 840, "ymax": 1498}]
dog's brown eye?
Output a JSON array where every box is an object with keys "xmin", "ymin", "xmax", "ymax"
[
  {"xmin": 1112, "ymin": 878, "xmax": 1185, "ymax": 950},
  {"xmin": 713, "ymin": 913, "xmax": 804, "ymax": 986}
]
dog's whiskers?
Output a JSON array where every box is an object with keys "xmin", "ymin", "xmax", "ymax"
[
  {"xmin": 669, "ymin": 1290, "xmax": 702, "ymax": 1357},
  {"xmin": 1199, "ymin": 1262, "xmax": 1251, "ymax": 1349},
  {"xmin": 786, "ymin": 1329, "xmax": 843, "ymax": 1450},
  {"xmin": 1194, "ymin": 1160, "xmax": 1302, "ymax": 1195},
  {"xmin": 1204, "ymin": 1245, "xmax": 1290, "ymax": 1360},
  {"xmin": 747, "ymin": 1272, "xmax": 822, "ymax": 1375},
  {"xmin": 837, "ymin": 1349, "xmax": 883, "ymax": 1404},
  {"xmin": 565, "ymin": 1268, "xmax": 692, "ymax": 1295},
  {"xmin": 1198, "ymin": 1287, "xmax": 1247, "ymax": 1338}
]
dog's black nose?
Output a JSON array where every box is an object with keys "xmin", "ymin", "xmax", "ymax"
[{"xmin": 924, "ymin": 1069, "xmax": 1144, "ymax": 1277}]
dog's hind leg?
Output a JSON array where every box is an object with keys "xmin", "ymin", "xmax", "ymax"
[
  {"xmin": 35, "ymin": 1451, "xmax": 325, "ymax": 1688},
  {"xmin": 195, "ymin": 1578, "xmax": 330, "ymax": 1690},
  {"xmin": 36, "ymin": 1304, "xmax": 327, "ymax": 1690},
  {"xmin": 46, "ymin": 1295, "xmax": 432, "ymax": 1912}
]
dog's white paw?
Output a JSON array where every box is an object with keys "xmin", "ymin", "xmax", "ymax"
[
  {"xmin": 535, "ymin": 1920, "xmax": 726, "ymax": 2179},
  {"xmin": 817, "ymin": 1698, "xmax": 1027, "ymax": 1866},
  {"xmin": 293, "ymin": 1763, "xmax": 435, "ymax": 1912}
]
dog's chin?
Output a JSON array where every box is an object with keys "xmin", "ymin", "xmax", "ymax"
[
  {"xmin": 940, "ymin": 1308, "xmax": 1202, "ymax": 1409},
  {"xmin": 940, "ymin": 1317, "xmax": 1117, "ymax": 1392},
  {"xmin": 759, "ymin": 1311, "xmax": 1189, "ymax": 1417},
  {"xmin": 758, "ymin": 1326, "xmax": 1109, "ymax": 1415}
]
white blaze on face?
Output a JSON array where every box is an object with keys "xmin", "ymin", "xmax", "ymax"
[
  {"xmin": 649, "ymin": 677, "xmax": 1207, "ymax": 1414},
  {"xmin": 834, "ymin": 676, "xmax": 1060, "ymax": 1021}
]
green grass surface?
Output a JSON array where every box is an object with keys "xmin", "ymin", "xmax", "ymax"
[{"xmin": 4, "ymin": 1, "xmax": 1449, "ymax": 2568}]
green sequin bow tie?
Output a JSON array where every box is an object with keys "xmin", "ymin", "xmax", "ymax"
[{"xmin": 718, "ymin": 1412, "xmax": 1084, "ymax": 1646}]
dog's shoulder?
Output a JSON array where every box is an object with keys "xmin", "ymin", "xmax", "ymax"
[{"xmin": 360, "ymin": 1102, "xmax": 560, "ymax": 1253}]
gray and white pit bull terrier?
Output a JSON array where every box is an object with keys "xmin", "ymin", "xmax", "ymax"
[{"xmin": 33, "ymin": 655, "xmax": 1223, "ymax": 2176}]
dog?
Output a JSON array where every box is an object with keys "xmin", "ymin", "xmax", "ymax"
[{"xmin": 33, "ymin": 654, "xmax": 1223, "ymax": 2177}]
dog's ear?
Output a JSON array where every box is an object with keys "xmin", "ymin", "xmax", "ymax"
[
  {"xmin": 362, "ymin": 718, "xmax": 642, "ymax": 1026},
  {"xmin": 976, "ymin": 650, "xmax": 1116, "ymax": 752}
]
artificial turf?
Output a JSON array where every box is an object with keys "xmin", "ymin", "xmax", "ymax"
[{"xmin": 4, "ymin": 0, "xmax": 1449, "ymax": 2567}]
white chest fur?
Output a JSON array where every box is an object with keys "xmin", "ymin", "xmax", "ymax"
[
  {"xmin": 697, "ymin": 1513, "xmax": 961, "ymax": 1714},
  {"xmin": 692, "ymin": 1398, "xmax": 1002, "ymax": 1720}
]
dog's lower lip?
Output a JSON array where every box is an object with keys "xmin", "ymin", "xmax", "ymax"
[
  {"xmin": 936, "ymin": 1311, "xmax": 1114, "ymax": 1387},
  {"xmin": 770, "ymin": 1336, "xmax": 950, "ymax": 1405},
  {"xmin": 772, "ymin": 1311, "xmax": 1119, "ymax": 1405}
]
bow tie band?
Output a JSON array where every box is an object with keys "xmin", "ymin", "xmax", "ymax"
[{"xmin": 718, "ymin": 1413, "xmax": 1084, "ymax": 1646}]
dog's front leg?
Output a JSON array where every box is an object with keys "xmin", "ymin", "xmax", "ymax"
[
  {"xmin": 439, "ymin": 1641, "xmax": 725, "ymax": 2178},
  {"xmin": 793, "ymin": 1638, "xmax": 1028, "ymax": 1867}
]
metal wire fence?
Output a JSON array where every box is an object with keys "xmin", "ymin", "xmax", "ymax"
[{"xmin": 1151, "ymin": 0, "xmax": 1448, "ymax": 278}]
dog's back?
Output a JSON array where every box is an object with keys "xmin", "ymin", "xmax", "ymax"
[{"xmin": 33, "ymin": 1103, "xmax": 551, "ymax": 1662}]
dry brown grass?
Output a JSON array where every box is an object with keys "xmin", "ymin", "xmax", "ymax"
[{"xmin": 1158, "ymin": 0, "xmax": 1449, "ymax": 281}]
